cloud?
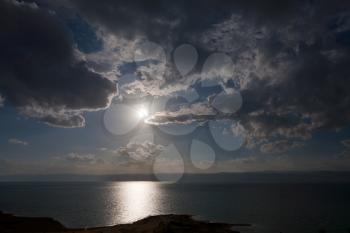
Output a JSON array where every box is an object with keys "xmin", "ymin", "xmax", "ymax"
[
  {"xmin": 114, "ymin": 141, "xmax": 164, "ymax": 163},
  {"xmin": 70, "ymin": 0, "xmax": 350, "ymax": 151},
  {"xmin": 65, "ymin": 0, "xmax": 234, "ymax": 42},
  {"xmin": 337, "ymin": 139, "xmax": 350, "ymax": 159},
  {"xmin": 80, "ymin": 33, "xmax": 139, "ymax": 81},
  {"xmin": 0, "ymin": 94, "xmax": 4, "ymax": 107},
  {"xmin": 2, "ymin": 0, "xmax": 350, "ymax": 152},
  {"xmin": 260, "ymin": 140, "xmax": 304, "ymax": 154},
  {"xmin": 139, "ymin": 0, "xmax": 350, "ymax": 149},
  {"xmin": 219, "ymin": 152, "xmax": 350, "ymax": 172},
  {"xmin": 198, "ymin": 3, "xmax": 350, "ymax": 146},
  {"xmin": 59, "ymin": 153, "xmax": 104, "ymax": 165},
  {"xmin": 145, "ymin": 101, "xmax": 218, "ymax": 125},
  {"xmin": 66, "ymin": 0, "xmax": 332, "ymax": 44},
  {"xmin": 8, "ymin": 138, "xmax": 29, "ymax": 146},
  {"xmin": 0, "ymin": 0, "xmax": 117, "ymax": 127},
  {"xmin": 341, "ymin": 139, "xmax": 350, "ymax": 148},
  {"xmin": 241, "ymin": 112, "xmax": 319, "ymax": 148}
]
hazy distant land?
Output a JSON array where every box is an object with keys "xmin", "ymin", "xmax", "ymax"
[{"xmin": 1, "ymin": 171, "xmax": 350, "ymax": 182}]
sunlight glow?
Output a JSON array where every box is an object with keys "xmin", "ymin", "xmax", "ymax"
[{"xmin": 137, "ymin": 106, "xmax": 149, "ymax": 119}]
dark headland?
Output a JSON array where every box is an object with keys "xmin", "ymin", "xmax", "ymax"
[{"xmin": 0, "ymin": 211, "xmax": 250, "ymax": 233}]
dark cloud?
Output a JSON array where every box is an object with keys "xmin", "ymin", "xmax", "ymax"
[
  {"xmin": 0, "ymin": 94, "xmax": 4, "ymax": 107},
  {"xmin": 66, "ymin": 0, "xmax": 237, "ymax": 43},
  {"xmin": 2, "ymin": 0, "xmax": 350, "ymax": 152},
  {"xmin": 341, "ymin": 139, "xmax": 350, "ymax": 148},
  {"xmin": 118, "ymin": 0, "xmax": 350, "ymax": 148},
  {"xmin": 0, "ymin": 0, "xmax": 116, "ymax": 127},
  {"xmin": 65, "ymin": 0, "xmax": 350, "ymax": 43}
]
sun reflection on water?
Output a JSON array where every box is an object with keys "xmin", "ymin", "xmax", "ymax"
[{"xmin": 113, "ymin": 182, "xmax": 162, "ymax": 223}]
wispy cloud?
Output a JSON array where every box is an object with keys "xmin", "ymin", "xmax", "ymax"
[
  {"xmin": 145, "ymin": 102, "xmax": 219, "ymax": 126},
  {"xmin": 8, "ymin": 138, "xmax": 29, "ymax": 146},
  {"xmin": 260, "ymin": 140, "xmax": 304, "ymax": 154},
  {"xmin": 0, "ymin": 94, "xmax": 4, "ymax": 107},
  {"xmin": 59, "ymin": 153, "xmax": 104, "ymax": 165}
]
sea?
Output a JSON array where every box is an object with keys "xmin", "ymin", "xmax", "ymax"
[{"xmin": 0, "ymin": 182, "xmax": 349, "ymax": 233}]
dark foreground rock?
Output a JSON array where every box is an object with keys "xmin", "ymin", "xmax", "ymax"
[
  {"xmin": 0, "ymin": 211, "xmax": 66, "ymax": 232},
  {"xmin": 0, "ymin": 211, "xmax": 251, "ymax": 233}
]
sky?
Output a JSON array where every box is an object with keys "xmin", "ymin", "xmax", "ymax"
[{"xmin": 1, "ymin": 0, "xmax": 350, "ymax": 177}]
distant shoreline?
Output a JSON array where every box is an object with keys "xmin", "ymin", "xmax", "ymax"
[
  {"xmin": 1, "ymin": 171, "xmax": 350, "ymax": 183},
  {"xmin": 0, "ymin": 211, "xmax": 251, "ymax": 233}
]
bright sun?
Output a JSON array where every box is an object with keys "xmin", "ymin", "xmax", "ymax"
[{"xmin": 137, "ymin": 106, "xmax": 149, "ymax": 119}]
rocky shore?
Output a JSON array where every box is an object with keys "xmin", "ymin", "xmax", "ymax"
[{"xmin": 0, "ymin": 211, "xmax": 250, "ymax": 233}]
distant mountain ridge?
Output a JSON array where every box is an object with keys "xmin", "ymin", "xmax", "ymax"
[{"xmin": 1, "ymin": 171, "xmax": 350, "ymax": 182}]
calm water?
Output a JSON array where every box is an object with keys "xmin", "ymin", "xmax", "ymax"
[{"xmin": 0, "ymin": 182, "xmax": 349, "ymax": 233}]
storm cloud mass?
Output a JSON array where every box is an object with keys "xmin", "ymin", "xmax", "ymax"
[
  {"xmin": 1, "ymin": 0, "xmax": 350, "ymax": 173},
  {"xmin": 0, "ymin": 0, "xmax": 116, "ymax": 127},
  {"xmin": 57, "ymin": 0, "xmax": 350, "ymax": 145}
]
